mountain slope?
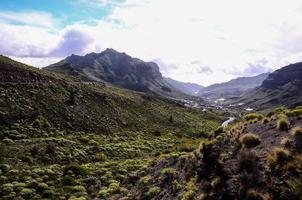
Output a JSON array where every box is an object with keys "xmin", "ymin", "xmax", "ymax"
[
  {"xmin": 117, "ymin": 109, "xmax": 302, "ymax": 200},
  {"xmin": 44, "ymin": 49, "xmax": 183, "ymax": 97},
  {"xmin": 239, "ymin": 62, "xmax": 302, "ymax": 111},
  {"xmin": 164, "ymin": 77, "xmax": 204, "ymax": 95},
  {"xmin": 198, "ymin": 73, "xmax": 269, "ymax": 99},
  {"xmin": 0, "ymin": 56, "xmax": 226, "ymax": 199}
]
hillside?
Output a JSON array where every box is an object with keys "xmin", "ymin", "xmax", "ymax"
[
  {"xmin": 44, "ymin": 49, "xmax": 184, "ymax": 98},
  {"xmin": 116, "ymin": 107, "xmax": 302, "ymax": 200},
  {"xmin": 238, "ymin": 62, "xmax": 302, "ymax": 111},
  {"xmin": 0, "ymin": 56, "xmax": 226, "ymax": 199},
  {"xmin": 164, "ymin": 77, "xmax": 204, "ymax": 96},
  {"xmin": 198, "ymin": 73, "xmax": 269, "ymax": 100}
]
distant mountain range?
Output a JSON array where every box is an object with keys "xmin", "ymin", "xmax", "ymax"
[
  {"xmin": 239, "ymin": 62, "xmax": 302, "ymax": 110},
  {"xmin": 45, "ymin": 48, "xmax": 186, "ymax": 98},
  {"xmin": 164, "ymin": 77, "xmax": 204, "ymax": 95},
  {"xmin": 198, "ymin": 73, "xmax": 270, "ymax": 99}
]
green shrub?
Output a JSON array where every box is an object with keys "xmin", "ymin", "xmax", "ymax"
[
  {"xmin": 71, "ymin": 185, "xmax": 86, "ymax": 193},
  {"xmin": 240, "ymin": 133, "xmax": 261, "ymax": 148},
  {"xmin": 182, "ymin": 190, "xmax": 196, "ymax": 200},
  {"xmin": 63, "ymin": 164, "xmax": 88, "ymax": 176},
  {"xmin": 243, "ymin": 113, "xmax": 264, "ymax": 122},
  {"xmin": 138, "ymin": 176, "xmax": 151, "ymax": 186},
  {"xmin": 267, "ymin": 147, "xmax": 291, "ymax": 169},
  {"xmin": 285, "ymin": 108, "xmax": 302, "ymax": 117},
  {"xmin": 61, "ymin": 176, "xmax": 77, "ymax": 186},
  {"xmin": 20, "ymin": 188, "xmax": 34, "ymax": 198},
  {"xmin": 277, "ymin": 117, "xmax": 290, "ymax": 131},
  {"xmin": 160, "ymin": 167, "xmax": 176, "ymax": 176},
  {"xmin": 146, "ymin": 186, "xmax": 161, "ymax": 198},
  {"xmin": 93, "ymin": 153, "xmax": 107, "ymax": 162},
  {"xmin": 3, "ymin": 137, "xmax": 13, "ymax": 144}
]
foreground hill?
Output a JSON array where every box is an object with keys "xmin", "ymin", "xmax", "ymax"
[
  {"xmin": 117, "ymin": 107, "xmax": 302, "ymax": 200},
  {"xmin": 45, "ymin": 49, "xmax": 184, "ymax": 98},
  {"xmin": 239, "ymin": 62, "xmax": 302, "ymax": 111},
  {"xmin": 164, "ymin": 77, "xmax": 204, "ymax": 96},
  {"xmin": 198, "ymin": 73, "xmax": 269, "ymax": 100},
  {"xmin": 0, "ymin": 56, "xmax": 225, "ymax": 199}
]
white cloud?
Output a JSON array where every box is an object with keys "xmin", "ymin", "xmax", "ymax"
[
  {"xmin": 0, "ymin": 11, "xmax": 57, "ymax": 28},
  {"xmin": 2, "ymin": 0, "xmax": 302, "ymax": 85}
]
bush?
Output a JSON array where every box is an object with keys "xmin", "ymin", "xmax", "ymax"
[
  {"xmin": 267, "ymin": 147, "xmax": 291, "ymax": 169},
  {"xmin": 277, "ymin": 117, "xmax": 290, "ymax": 131},
  {"xmin": 291, "ymin": 127, "xmax": 302, "ymax": 137},
  {"xmin": 146, "ymin": 186, "xmax": 161, "ymax": 198},
  {"xmin": 213, "ymin": 126, "xmax": 224, "ymax": 135},
  {"xmin": 240, "ymin": 133, "xmax": 261, "ymax": 148},
  {"xmin": 160, "ymin": 168, "xmax": 176, "ymax": 176},
  {"xmin": 281, "ymin": 137, "xmax": 292, "ymax": 148},
  {"xmin": 63, "ymin": 164, "xmax": 88, "ymax": 176},
  {"xmin": 182, "ymin": 190, "xmax": 196, "ymax": 200},
  {"xmin": 160, "ymin": 167, "xmax": 176, "ymax": 182},
  {"xmin": 238, "ymin": 150, "xmax": 259, "ymax": 173},
  {"xmin": 246, "ymin": 189, "xmax": 267, "ymax": 200},
  {"xmin": 93, "ymin": 153, "xmax": 107, "ymax": 162},
  {"xmin": 243, "ymin": 113, "xmax": 264, "ymax": 122},
  {"xmin": 262, "ymin": 118, "xmax": 269, "ymax": 124},
  {"xmin": 285, "ymin": 108, "xmax": 302, "ymax": 117}
]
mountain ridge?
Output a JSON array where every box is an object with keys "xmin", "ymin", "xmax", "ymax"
[
  {"xmin": 44, "ymin": 49, "xmax": 186, "ymax": 98},
  {"xmin": 198, "ymin": 72, "xmax": 270, "ymax": 99}
]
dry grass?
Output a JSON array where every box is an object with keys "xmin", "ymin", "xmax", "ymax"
[
  {"xmin": 267, "ymin": 147, "xmax": 291, "ymax": 169},
  {"xmin": 238, "ymin": 150, "xmax": 259, "ymax": 173},
  {"xmin": 240, "ymin": 133, "xmax": 261, "ymax": 148}
]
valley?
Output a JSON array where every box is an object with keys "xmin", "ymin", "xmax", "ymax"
[{"xmin": 0, "ymin": 49, "xmax": 302, "ymax": 200}]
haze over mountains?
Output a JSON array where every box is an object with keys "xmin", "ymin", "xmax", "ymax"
[{"xmin": 198, "ymin": 73, "xmax": 270, "ymax": 100}]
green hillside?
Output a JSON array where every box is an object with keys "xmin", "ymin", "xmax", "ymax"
[{"xmin": 0, "ymin": 56, "xmax": 225, "ymax": 199}]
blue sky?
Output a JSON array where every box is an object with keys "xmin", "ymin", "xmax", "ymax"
[
  {"xmin": 1, "ymin": 0, "xmax": 302, "ymax": 86},
  {"xmin": 0, "ymin": 0, "xmax": 115, "ymax": 26}
]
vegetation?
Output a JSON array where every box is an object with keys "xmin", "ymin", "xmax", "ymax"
[
  {"xmin": 1, "ymin": 56, "xmax": 302, "ymax": 199},
  {"xmin": 267, "ymin": 147, "xmax": 291, "ymax": 169},
  {"xmin": 240, "ymin": 133, "xmax": 261, "ymax": 148},
  {"xmin": 243, "ymin": 113, "xmax": 264, "ymax": 122},
  {"xmin": 277, "ymin": 116, "xmax": 290, "ymax": 131}
]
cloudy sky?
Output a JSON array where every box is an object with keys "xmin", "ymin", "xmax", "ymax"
[{"xmin": 1, "ymin": 0, "xmax": 302, "ymax": 86}]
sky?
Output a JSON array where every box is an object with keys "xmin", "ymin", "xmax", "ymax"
[{"xmin": 1, "ymin": 0, "xmax": 302, "ymax": 86}]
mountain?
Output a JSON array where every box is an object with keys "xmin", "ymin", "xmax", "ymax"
[
  {"xmin": 44, "ymin": 48, "xmax": 183, "ymax": 97},
  {"xmin": 238, "ymin": 62, "xmax": 302, "ymax": 111},
  {"xmin": 164, "ymin": 77, "xmax": 204, "ymax": 95},
  {"xmin": 0, "ymin": 55, "xmax": 226, "ymax": 199},
  {"xmin": 198, "ymin": 73, "xmax": 270, "ymax": 99}
]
